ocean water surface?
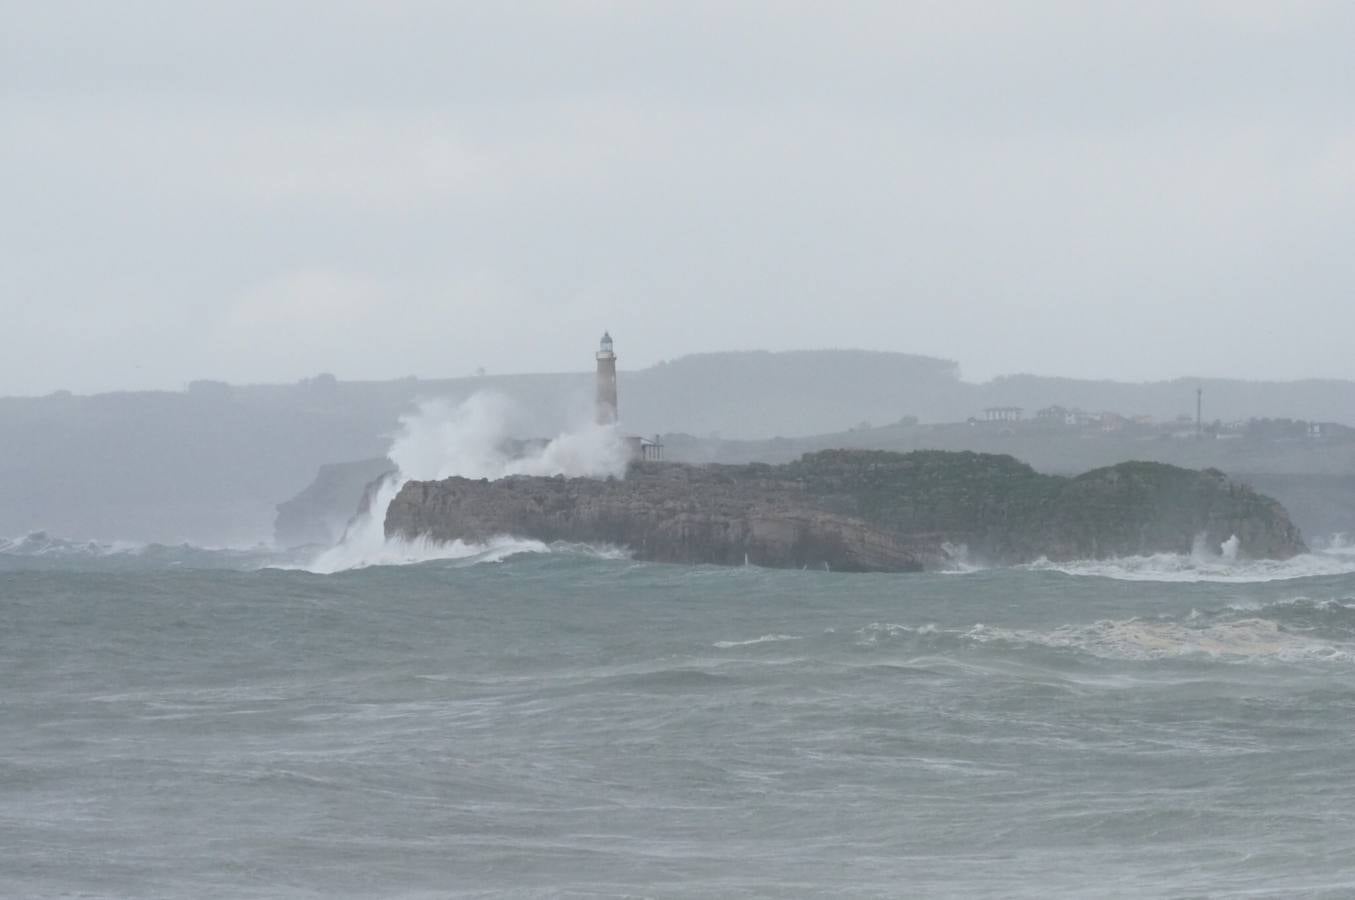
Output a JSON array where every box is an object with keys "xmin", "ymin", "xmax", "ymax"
[{"xmin": 4, "ymin": 537, "xmax": 1355, "ymax": 898}]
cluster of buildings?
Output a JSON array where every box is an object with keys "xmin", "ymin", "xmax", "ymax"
[
  {"xmin": 973, "ymin": 405, "xmax": 1351, "ymax": 443},
  {"xmin": 977, "ymin": 406, "xmax": 1159, "ymax": 431}
]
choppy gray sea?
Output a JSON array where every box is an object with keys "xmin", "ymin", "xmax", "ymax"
[{"xmin": 4, "ymin": 535, "xmax": 1355, "ymax": 898}]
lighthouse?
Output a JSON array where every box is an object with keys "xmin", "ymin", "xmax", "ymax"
[{"xmin": 595, "ymin": 331, "xmax": 618, "ymax": 425}]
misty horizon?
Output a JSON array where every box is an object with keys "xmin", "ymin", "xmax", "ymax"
[
  {"xmin": 10, "ymin": 344, "xmax": 1355, "ymax": 401},
  {"xmin": 7, "ymin": 8, "xmax": 1355, "ymax": 894},
  {"xmin": 6, "ymin": 3, "xmax": 1355, "ymax": 396}
]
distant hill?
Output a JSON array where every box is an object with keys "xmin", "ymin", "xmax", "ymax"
[
  {"xmin": 3, "ymin": 349, "xmax": 1354, "ymax": 544},
  {"xmin": 618, "ymin": 350, "xmax": 965, "ymax": 437}
]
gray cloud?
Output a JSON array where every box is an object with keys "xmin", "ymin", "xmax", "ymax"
[{"xmin": 3, "ymin": 1, "xmax": 1353, "ymax": 394}]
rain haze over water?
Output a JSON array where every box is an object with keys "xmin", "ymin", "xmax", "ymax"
[{"xmin": 5, "ymin": 3, "xmax": 1355, "ymax": 898}]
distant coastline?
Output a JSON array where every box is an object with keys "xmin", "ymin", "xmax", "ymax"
[{"xmin": 6, "ymin": 349, "xmax": 1355, "ymax": 546}]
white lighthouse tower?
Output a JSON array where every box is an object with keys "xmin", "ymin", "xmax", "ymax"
[{"xmin": 595, "ymin": 331, "xmax": 618, "ymax": 425}]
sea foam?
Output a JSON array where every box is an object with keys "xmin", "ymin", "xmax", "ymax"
[
  {"xmin": 965, "ymin": 616, "xmax": 1355, "ymax": 664},
  {"xmin": 1022, "ymin": 533, "xmax": 1355, "ymax": 584}
]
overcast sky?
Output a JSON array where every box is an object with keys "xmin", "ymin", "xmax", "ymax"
[{"xmin": 3, "ymin": 1, "xmax": 1353, "ymax": 395}]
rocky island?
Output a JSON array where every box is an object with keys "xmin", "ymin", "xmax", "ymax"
[{"xmin": 384, "ymin": 450, "xmax": 1306, "ymax": 572}]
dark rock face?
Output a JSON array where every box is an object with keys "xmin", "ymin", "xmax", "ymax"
[{"xmin": 384, "ymin": 450, "xmax": 1307, "ymax": 572}]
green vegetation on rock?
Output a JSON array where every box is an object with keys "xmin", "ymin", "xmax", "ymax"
[{"xmin": 384, "ymin": 449, "xmax": 1306, "ymax": 572}]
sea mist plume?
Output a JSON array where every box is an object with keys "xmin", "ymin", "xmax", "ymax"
[{"xmin": 307, "ymin": 393, "xmax": 629, "ymax": 573}]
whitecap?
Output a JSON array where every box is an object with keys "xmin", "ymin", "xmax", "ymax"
[
  {"xmin": 0, "ymin": 531, "xmax": 147, "ymax": 558},
  {"xmin": 1023, "ymin": 547, "xmax": 1355, "ymax": 584},
  {"xmin": 965, "ymin": 617, "xmax": 1355, "ymax": 664},
  {"xmin": 712, "ymin": 634, "xmax": 802, "ymax": 649},
  {"xmin": 286, "ymin": 534, "xmax": 549, "ymax": 574}
]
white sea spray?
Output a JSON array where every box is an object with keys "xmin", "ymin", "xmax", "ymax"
[{"xmin": 306, "ymin": 392, "xmax": 629, "ymax": 573}]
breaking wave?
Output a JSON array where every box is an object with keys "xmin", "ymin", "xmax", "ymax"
[
  {"xmin": 1, "ymin": 529, "xmax": 627, "ymax": 575},
  {"xmin": 1022, "ymin": 533, "xmax": 1355, "ymax": 584},
  {"xmin": 859, "ymin": 596, "xmax": 1355, "ymax": 665},
  {"xmin": 709, "ymin": 597, "xmax": 1355, "ymax": 667},
  {"xmin": 0, "ymin": 531, "xmax": 291, "ymax": 570},
  {"xmin": 304, "ymin": 393, "xmax": 630, "ymax": 574},
  {"xmin": 0, "ymin": 531, "xmax": 145, "ymax": 558},
  {"xmin": 938, "ymin": 542, "xmax": 984, "ymax": 574},
  {"xmin": 290, "ymin": 536, "xmax": 629, "ymax": 575},
  {"xmin": 965, "ymin": 616, "xmax": 1354, "ymax": 664},
  {"xmin": 713, "ymin": 634, "xmax": 802, "ymax": 649},
  {"xmin": 1025, "ymin": 551, "xmax": 1355, "ymax": 584},
  {"xmin": 298, "ymin": 534, "xmax": 550, "ymax": 574}
]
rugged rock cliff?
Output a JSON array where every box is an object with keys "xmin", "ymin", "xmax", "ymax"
[{"xmin": 384, "ymin": 450, "xmax": 1307, "ymax": 572}]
